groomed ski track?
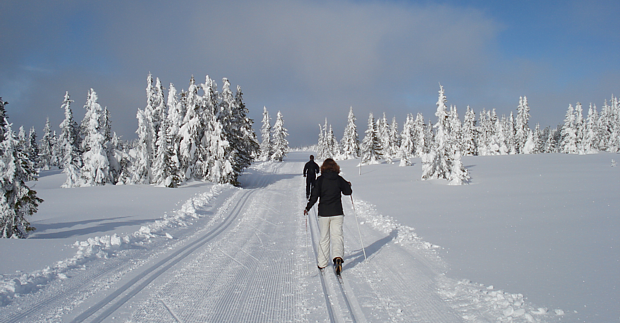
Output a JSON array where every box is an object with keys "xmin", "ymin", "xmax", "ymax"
[{"xmin": 2, "ymin": 152, "xmax": 466, "ymax": 322}]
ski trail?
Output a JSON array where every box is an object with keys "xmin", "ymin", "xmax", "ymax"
[
  {"xmin": 125, "ymin": 161, "xmax": 311, "ymax": 322},
  {"xmin": 66, "ymin": 188, "xmax": 257, "ymax": 322}
]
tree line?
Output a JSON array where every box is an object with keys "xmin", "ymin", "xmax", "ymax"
[
  {"xmin": 316, "ymin": 85, "xmax": 620, "ymax": 184},
  {"xmin": 1, "ymin": 74, "xmax": 293, "ymax": 238}
]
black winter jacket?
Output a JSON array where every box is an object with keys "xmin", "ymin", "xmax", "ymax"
[
  {"xmin": 303, "ymin": 160, "xmax": 320, "ymax": 178},
  {"xmin": 305, "ymin": 170, "xmax": 352, "ymax": 216}
]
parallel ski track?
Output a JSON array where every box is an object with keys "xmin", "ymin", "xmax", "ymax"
[
  {"xmin": 308, "ymin": 205, "xmax": 359, "ymax": 323},
  {"xmin": 70, "ymin": 188, "xmax": 257, "ymax": 323},
  {"xmin": 0, "ymin": 255, "xmax": 130, "ymax": 323}
]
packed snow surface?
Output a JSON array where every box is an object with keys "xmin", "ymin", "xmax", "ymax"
[{"xmin": 0, "ymin": 152, "xmax": 617, "ymax": 322}]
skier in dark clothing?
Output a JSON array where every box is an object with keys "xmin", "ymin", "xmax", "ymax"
[
  {"xmin": 304, "ymin": 158, "xmax": 352, "ymax": 274},
  {"xmin": 303, "ymin": 155, "xmax": 320, "ymax": 200}
]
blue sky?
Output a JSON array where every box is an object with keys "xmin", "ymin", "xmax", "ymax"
[{"xmin": 1, "ymin": 0, "xmax": 619, "ymax": 147}]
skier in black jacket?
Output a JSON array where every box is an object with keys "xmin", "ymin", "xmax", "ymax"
[
  {"xmin": 303, "ymin": 155, "xmax": 320, "ymax": 199},
  {"xmin": 304, "ymin": 158, "xmax": 352, "ymax": 274}
]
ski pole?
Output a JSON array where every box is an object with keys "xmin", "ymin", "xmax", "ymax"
[{"xmin": 350, "ymin": 195, "xmax": 367, "ymax": 261}]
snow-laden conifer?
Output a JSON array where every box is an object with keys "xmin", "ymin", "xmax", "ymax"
[
  {"xmin": 414, "ymin": 113, "xmax": 427, "ymax": 156},
  {"xmin": 340, "ymin": 107, "xmax": 359, "ymax": 159},
  {"xmin": 317, "ymin": 119, "xmax": 333, "ymax": 159},
  {"xmin": 178, "ymin": 76, "xmax": 203, "ymax": 180},
  {"xmin": 0, "ymin": 119, "xmax": 43, "ymax": 238},
  {"xmin": 398, "ymin": 113, "xmax": 415, "ymax": 166},
  {"xmin": 0, "ymin": 98, "xmax": 7, "ymax": 140},
  {"xmin": 259, "ymin": 107, "xmax": 272, "ymax": 161},
  {"xmin": 583, "ymin": 103, "xmax": 599, "ymax": 154},
  {"xmin": 494, "ymin": 114, "xmax": 508, "ymax": 155},
  {"xmin": 39, "ymin": 119, "xmax": 55, "ymax": 170},
  {"xmin": 574, "ymin": 102, "xmax": 585, "ymax": 154},
  {"xmin": 80, "ymin": 89, "xmax": 110, "ymax": 186},
  {"xmin": 26, "ymin": 127, "xmax": 39, "ymax": 168},
  {"xmin": 387, "ymin": 116, "xmax": 401, "ymax": 164},
  {"xmin": 270, "ymin": 111, "xmax": 288, "ymax": 162},
  {"xmin": 58, "ymin": 92, "xmax": 82, "ymax": 187},
  {"xmin": 462, "ymin": 106, "xmax": 477, "ymax": 156},
  {"xmin": 421, "ymin": 85, "xmax": 469, "ymax": 184},
  {"xmin": 376, "ymin": 113, "xmax": 393, "ymax": 162},
  {"xmin": 360, "ymin": 112, "xmax": 382, "ymax": 165},
  {"xmin": 422, "ymin": 84, "xmax": 451, "ymax": 180},
  {"xmin": 515, "ymin": 96, "xmax": 531, "ymax": 153},
  {"xmin": 232, "ymin": 84, "xmax": 259, "ymax": 171},
  {"xmin": 560, "ymin": 104, "xmax": 578, "ymax": 154}
]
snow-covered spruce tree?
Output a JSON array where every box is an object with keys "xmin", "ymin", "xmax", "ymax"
[
  {"xmin": 324, "ymin": 119, "xmax": 335, "ymax": 159},
  {"xmin": 507, "ymin": 112, "xmax": 517, "ymax": 154},
  {"xmin": 202, "ymin": 76, "xmax": 235, "ymax": 184},
  {"xmin": 152, "ymin": 116, "xmax": 180, "ymax": 187},
  {"xmin": 0, "ymin": 98, "xmax": 7, "ymax": 140},
  {"xmin": 329, "ymin": 124, "xmax": 341, "ymax": 159},
  {"xmin": 58, "ymin": 92, "xmax": 82, "ymax": 187},
  {"xmin": 560, "ymin": 104, "xmax": 578, "ymax": 154},
  {"xmin": 340, "ymin": 106, "xmax": 360, "ymax": 159},
  {"xmin": 495, "ymin": 114, "xmax": 508, "ymax": 155},
  {"xmin": 151, "ymin": 77, "xmax": 166, "ymax": 145},
  {"xmin": 583, "ymin": 103, "xmax": 599, "ymax": 154},
  {"xmin": 80, "ymin": 89, "xmax": 110, "ymax": 186},
  {"xmin": 462, "ymin": 106, "xmax": 477, "ymax": 156},
  {"xmin": 604, "ymin": 96, "xmax": 620, "ymax": 152},
  {"xmin": 270, "ymin": 111, "xmax": 288, "ymax": 162},
  {"xmin": 178, "ymin": 76, "xmax": 203, "ymax": 180},
  {"xmin": 575, "ymin": 102, "xmax": 586, "ymax": 154},
  {"xmin": 476, "ymin": 109, "xmax": 489, "ymax": 155},
  {"xmin": 422, "ymin": 85, "xmax": 451, "ymax": 180},
  {"xmin": 39, "ymin": 118, "xmax": 55, "ymax": 170},
  {"xmin": 232, "ymin": 84, "xmax": 259, "ymax": 170},
  {"xmin": 360, "ymin": 112, "xmax": 382, "ymax": 165},
  {"xmin": 413, "ymin": 113, "xmax": 426, "ymax": 157},
  {"xmin": 544, "ymin": 126, "xmax": 559, "ymax": 153},
  {"xmin": 131, "ymin": 74, "xmax": 159, "ymax": 184},
  {"xmin": 421, "ymin": 85, "xmax": 469, "ymax": 184},
  {"xmin": 515, "ymin": 96, "xmax": 531, "ymax": 154},
  {"xmin": 376, "ymin": 113, "xmax": 393, "ymax": 163},
  {"xmin": 597, "ymin": 99, "xmax": 613, "ymax": 151},
  {"xmin": 387, "ymin": 116, "xmax": 401, "ymax": 163},
  {"xmin": 27, "ymin": 127, "xmax": 39, "ymax": 168},
  {"xmin": 259, "ymin": 106, "xmax": 272, "ymax": 161},
  {"xmin": 448, "ymin": 105, "xmax": 462, "ymax": 155},
  {"xmin": 398, "ymin": 113, "xmax": 415, "ymax": 166},
  {"xmin": 317, "ymin": 119, "xmax": 329, "ymax": 159},
  {"xmin": 316, "ymin": 123, "xmax": 326, "ymax": 159},
  {"xmin": 521, "ymin": 127, "xmax": 536, "ymax": 154},
  {"xmin": 0, "ymin": 119, "xmax": 44, "ymax": 238}
]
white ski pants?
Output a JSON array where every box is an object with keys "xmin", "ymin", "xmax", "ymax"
[{"xmin": 317, "ymin": 215, "xmax": 344, "ymax": 268}]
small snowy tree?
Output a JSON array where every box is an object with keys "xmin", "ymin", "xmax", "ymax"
[
  {"xmin": 178, "ymin": 76, "xmax": 203, "ymax": 180},
  {"xmin": 583, "ymin": 103, "xmax": 599, "ymax": 154},
  {"xmin": 398, "ymin": 113, "xmax": 415, "ymax": 166},
  {"xmin": 560, "ymin": 104, "xmax": 578, "ymax": 154},
  {"xmin": 515, "ymin": 96, "xmax": 531, "ymax": 153},
  {"xmin": 462, "ymin": 106, "xmax": 477, "ymax": 156},
  {"xmin": 360, "ymin": 112, "xmax": 382, "ymax": 165},
  {"xmin": 39, "ymin": 118, "xmax": 55, "ymax": 170},
  {"xmin": 270, "ymin": 111, "xmax": 288, "ymax": 162},
  {"xmin": 421, "ymin": 85, "xmax": 469, "ymax": 184},
  {"xmin": 80, "ymin": 89, "xmax": 110, "ymax": 186},
  {"xmin": 259, "ymin": 107, "xmax": 272, "ymax": 161},
  {"xmin": 0, "ymin": 119, "xmax": 44, "ymax": 238},
  {"xmin": 340, "ymin": 107, "xmax": 360, "ymax": 159},
  {"xmin": 58, "ymin": 92, "xmax": 82, "ymax": 187}
]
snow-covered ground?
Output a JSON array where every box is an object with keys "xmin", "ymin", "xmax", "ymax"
[{"xmin": 0, "ymin": 151, "xmax": 617, "ymax": 322}]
